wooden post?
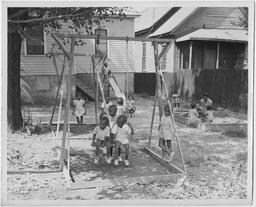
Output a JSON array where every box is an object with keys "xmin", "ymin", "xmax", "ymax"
[
  {"xmin": 59, "ymin": 57, "xmax": 70, "ymax": 171},
  {"xmin": 189, "ymin": 41, "xmax": 193, "ymax": 69},
  {"xmin": 148, "ymin": 80, "xmax": 158, "ymax": 146},
  {"xmin": 158, "ymin": 67, "xmax": 187, "ymax": 174},
  {"xmin": 50, "ymin": 56, "xmax": 66, "ymax": 126},
  {"xmin": 153, "ymin": 42, "xmax": 163, "ymax": 119},
  {"xmin": 216, "ymin": 42, "xmax": 220, "ymax": 69},
  {"xmin": 56, "ymin": 89, "xmax": 63, "ymax": 138},
  {"xmin": 67, "ymin": 38, "xmax": 75, "ymax": 170},
  {"xmin": 59, "ymin": 37, "xmax": 75, "ymax": 171},
  {"xmin": 92, "ymin": 56, "xmax": 98, "ymax": 125}
]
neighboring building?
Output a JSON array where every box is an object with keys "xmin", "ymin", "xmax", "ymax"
[
  {"xmin": 135, "ymin": 7, "xmax": 248, "ymax": 106},
  {"xmin": 149, "ymin": 7, "xmax": 248, "ymax": 71},
  {"xmin": 21, "ymin": 10, "xmax": 140, "ymax": 105}
]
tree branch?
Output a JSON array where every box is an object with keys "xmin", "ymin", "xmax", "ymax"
[
  {"xmin": 8, "ymin": 9, "xmax": 93, "ymax": 24},
  {"xmin": 9, "ymin": 8, "xmax": 36, "ymax": 19}
]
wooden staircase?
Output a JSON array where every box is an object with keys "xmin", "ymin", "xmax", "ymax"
[
  {"xmin": 76, "ymin": 73, "xmax": 96, "ymax": 100},
  {"xmin": 76, "ymin": 73, "xmax": 106, "ymax": 101}
]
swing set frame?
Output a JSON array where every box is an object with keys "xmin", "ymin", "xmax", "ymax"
[{"xmin": 50, "ymin": 32, "xmax": 186, "ymax": 187}]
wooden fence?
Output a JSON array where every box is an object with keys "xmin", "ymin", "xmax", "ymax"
[{"xmin": 164, "ymin": 69, "xmax": 248, "ymax": 109}]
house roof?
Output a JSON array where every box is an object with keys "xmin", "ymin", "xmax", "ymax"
[
  {"xmin": 135, "ymin": 7, "xmax": 180, "ymax": 37},
  {"xmin": 176, "ymin": 29, "xmax": 248, "ymax": 43},
  {"xmin": 149, "ymin": 7, "xmax": 199, "ymax": 37},
  {"xmin": 135, "ymin": 7, "xmax": 171, "ymax": 32}
]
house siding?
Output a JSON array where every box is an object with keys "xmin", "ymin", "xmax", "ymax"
[
  {"xmin": 21, "ymin": 18, "xmax": 136, "ymax": 76},
  {"xmin": 134, "ymin": 41, "xmax": 175, "ymax": 73},
  {"xmin": 174, "ymin": 7, "xmax": 245, "ymax": 38}
]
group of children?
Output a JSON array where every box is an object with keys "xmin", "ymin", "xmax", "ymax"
[
  {"xmin": 188, "ymin": 93, "xmax": 214, "ymax": 128},
  {"xmin": 91, "ymin": 96, "xmax": 135, "ymax": 166}
]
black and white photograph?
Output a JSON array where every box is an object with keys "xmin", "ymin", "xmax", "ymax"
[{"xmin": 1, "ymin": 0, "xmax": 255, "ymax": 205}]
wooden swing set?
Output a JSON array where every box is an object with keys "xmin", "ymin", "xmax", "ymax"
[{"xmin": 50, "ymin": 32, "xmax": 186, "ymax": 187}]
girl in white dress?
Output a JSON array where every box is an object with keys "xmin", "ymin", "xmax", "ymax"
[{"xmin": 73, "ymin": 94, "xmax": 86, "ymax": 123}]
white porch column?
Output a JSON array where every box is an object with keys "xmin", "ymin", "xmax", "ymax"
[
  {"xmin": 189, "ymin": 41, "xmax": 193, "ymax": 69},
  {"xmin": 216, "ymin": 42, "xmax": 220, "ymax": 69}
]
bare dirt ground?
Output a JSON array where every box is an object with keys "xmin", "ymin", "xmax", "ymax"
[{"xmin": 6, "ymin": 96, "xmax": 248, "ymax": 200}]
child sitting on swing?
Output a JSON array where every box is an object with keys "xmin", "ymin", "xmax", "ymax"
[
  {"xmin": 91, "ymin": 116, "xmax": 110, "ymax": 165},
  {"xmin": 112, "ymin": 115, "xmax": 134, "ymax": 167},
  {"xmin": 158, "ymin": 104, "xmax": 175, "ymax": 161},
  {"xmin": 105, "ymin": 104, "xmax": 118, "ymax": 163}
]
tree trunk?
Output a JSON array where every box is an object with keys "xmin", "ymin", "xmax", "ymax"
[{"xmin": 8, "ymin": 29, "xmax": 23, "ymax": 130}]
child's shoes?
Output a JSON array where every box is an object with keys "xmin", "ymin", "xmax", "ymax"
[
  {"xmin": 94, "ymin": 157, "xmax": 99, "ymax": 164},
  {"xmin": 118, "ymin": 156, "xmax": 123, "ymax": 162},
  {"xmin": 106, "ymin": 157, "xmax": 112, "ymax": 164},
  {"xmin": 124, "ymin": 159, "xmax": 129, "ymax": 167},
  {"xmin": 114, "ymin": 159, "xmax": 119, "ymax": 166}
]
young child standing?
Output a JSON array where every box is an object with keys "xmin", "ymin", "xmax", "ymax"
[
  {"xmin": 73, "ymin": 94, "xmax": 86, "ymax": 124},
  {"xmin": 188, "ymin": 103, "xmax": 200, "ymax": 128},
  {"xmin": 158, "ymin": 104, "xmax": 175, "ymax": 161},
  {"xmin": 126, "ymin": 96, "xmax": 136, "ymax": 117},
  {"xmin": 112, "ymin": 115, "xmax": 134, "ymax": 166},
  {"xmin": 116, "ymin": 97, "xmax": 127, "ymax": 117},
  {"xmin": 91, "ymin": 117, "xmax": 110, "ymax": 164},
  {"xmin": 105, "ymin": 104, "xmax": 118, "ymax": 163}
]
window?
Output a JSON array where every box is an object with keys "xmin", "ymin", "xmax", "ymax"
[
  {"xmin": 95, "ymin": 29, "xmax": 108, "ymax": 57},
  {"xmin": 219, "ymin": 42, "xmax": 245, "ymax": 69},
  {"xmin": 160, "ymin": 45, "xmax": 167, "ymax": 71},
  {"xmin": 26, "ymin": 25, "xmax": 44, "ymax": 55},
  {"xmin": 178, "ymin": 42, "xmax": 190, "ymax": 69},
  {"xmin": 142, "ymin": 43, "xmax": 146, "ymax": 71}
]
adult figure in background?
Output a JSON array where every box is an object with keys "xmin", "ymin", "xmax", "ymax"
[{"xmin": 200, "ymin": 93, "xmax": 213, "ymax": 114}]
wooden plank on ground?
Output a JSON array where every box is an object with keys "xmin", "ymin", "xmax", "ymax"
[
  {"xmin": 7, "ymin": 170, "xmax": 61, "ymax": 175},
  {"xmin": 70, "ymin": 173, "xmax": 183, "ymax": 190},
  {"xmin": 144, "ymin": 146, "xmax": 185, "ymax": 174}
]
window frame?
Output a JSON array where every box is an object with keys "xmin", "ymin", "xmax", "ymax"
[
  {"xmin": 94, "ymin": 28, "xmax": 109, "ymax": 58},
  {"xmin": 142, "ymin": 42, "xmax": 146, "ymax": 71},
  {"xmin": 24, "ymin": 24, "xmax": 47, "ymax": 56}
]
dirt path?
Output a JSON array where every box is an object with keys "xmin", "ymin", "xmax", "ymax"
[{"xmin": 7, "ymin": 96, "xmax": 247, "ymax": 200}]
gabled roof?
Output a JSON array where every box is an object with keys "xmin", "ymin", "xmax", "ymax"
[
  {"xmin": 149, "ymin": 7, "xmax": 199, "ymax": 37},
  {"xmin": 135, "ymin": 8, "xmax": 170, "ymax": 31},
  {"xmin": 135, "ymin": 7, "xmax": 181, "ymax": 37},
  {"xmin": 176, "ymin": 29, "xmax": 248, "ymax": 43}
]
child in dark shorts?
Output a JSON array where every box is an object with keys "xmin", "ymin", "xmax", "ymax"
[
  {"xmin": 105, "ymin": 104, "xmax": 118, "ymax": 163},
  {"xmin": 91, "ymin": 117, "xmax": 110, "ymax": 164},
  {"xmin": 112, "ymin": 115, "xmax": 134, "ymax": 166}
]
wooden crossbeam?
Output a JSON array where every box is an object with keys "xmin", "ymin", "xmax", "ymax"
[{"xmin": 55, "ymin": 33, "xmax": 173, "ymax": 43}]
